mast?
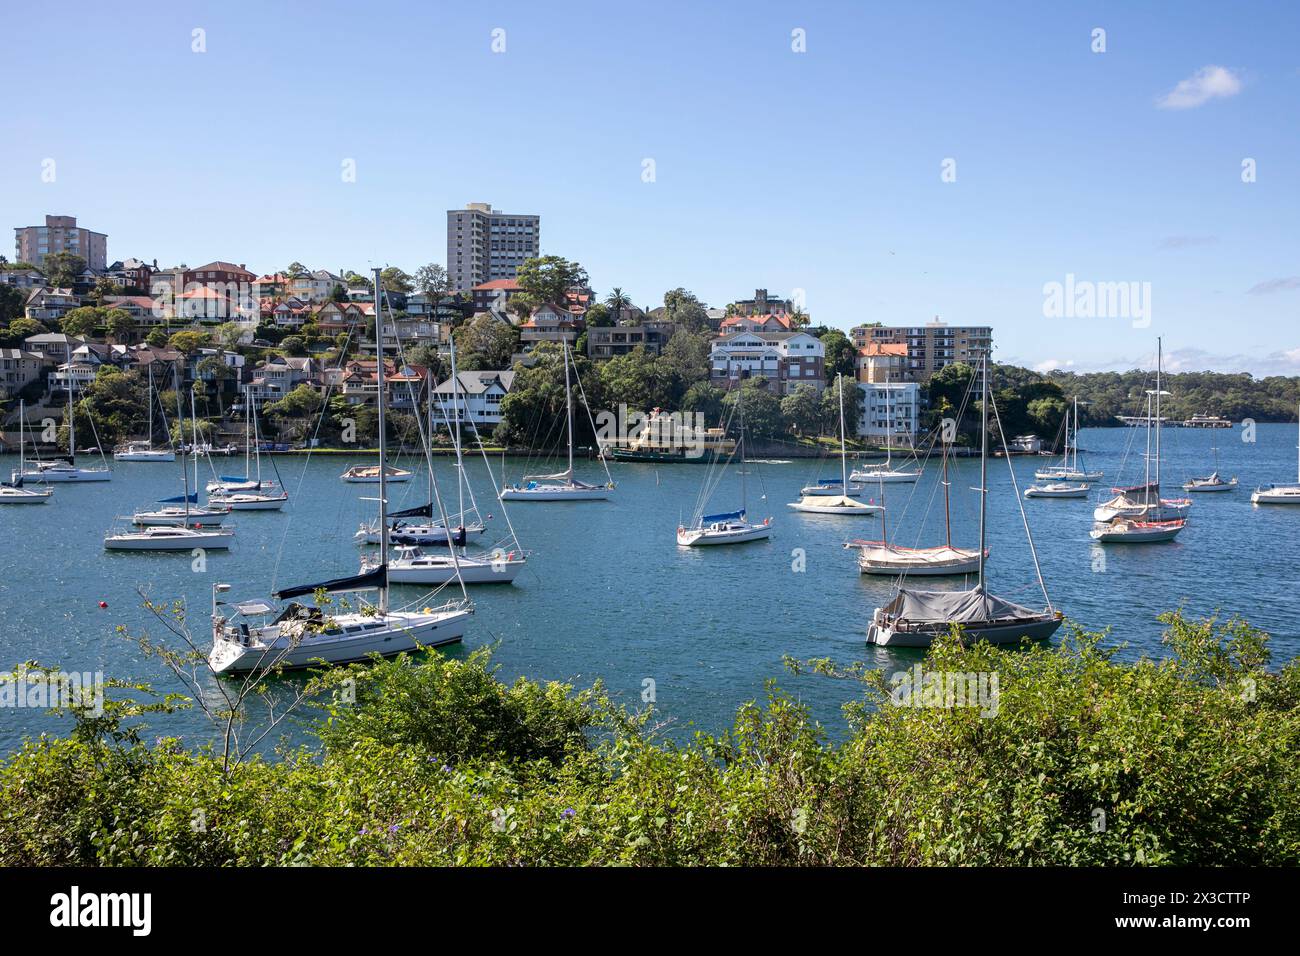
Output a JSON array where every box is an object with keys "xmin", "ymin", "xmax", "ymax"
[
  {"xmin": 1071, "ymin": 396, "xmax": 1079, "ymax": 472},
  {"xmin": 373, "ymin": 267, "xmax": 389, "ymax": 613},
  {"xmin": 976, "ymin": 351, "xmax": 989, "ymax": 593},
  {"xmin": 1143, "ymin": 391, "xmax": 1153, "ymax": 490},
  {"xmin": 449, "ymin": 334, "xmax": 466, "ymax": 531},
  {"xmin": 146, "ymin": 363, "xmax": 154, "ymax": 447},
  {"xmin": 243, "ymin": 388, "xmax": 251, "ymax": 478},
  {"xmin": 563, "ymin": 341, "xmax": 574, "ymax": 480},
  {"xmin": 1154, "ymin": 337, "xmax": 1163, "ymax": 488},
  {"xmin": 942, "ymin": 411, "xmax": 952, "ymax": 549},
  {"xmin": 837, "ymin": 374, "xmax": 848, "ymax": 489},
  {"xmin": 738, "ymin": 380, "xmax": 747, "ymax": 513},
  {"xmin": 67, "ymin": 382, "xmax": 75, "ymax": 463},
  {"xmin": 18, "ymin": 400, "xmax": 26, "ymax": 478},
  {"xmin": 186, "ymin": 391, "xmax": 197, "ymax": 521}
]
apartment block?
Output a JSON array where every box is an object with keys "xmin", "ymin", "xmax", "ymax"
[
  {"xmin": 857, "ymin": 381, "xmax": 921, "ymax": 442},
  {"xmin": 14, "ymin": 215, "xmax": 108, "ymax": 271},
  {"xmin": 586, "ymin": 321, "xmax": 676, "ymax": 360},
  {"xmin": 709, "ymin": 330, "xmax": 826, "ymax": 396},
  {"xmin": 849, "ymin": 319, "xmax": 992, "ymax": 383},
  {"xmin": 447, "ymin": 203, "xmax": 540, "ymax": 293}
]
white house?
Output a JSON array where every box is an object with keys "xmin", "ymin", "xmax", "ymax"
[
  {"xmin": 709, "ymin": 330, "xmax": 825, "ymax": 395},
  {"xmin": 431, "ymin": 370, "xmax": 515, "ymax": 430},
  {"xmin": 857, "ymin": 381, "xmax": 920, "ymax": 442}
]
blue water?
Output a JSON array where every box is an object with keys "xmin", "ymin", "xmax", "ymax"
[{"xmin": 1, "ymin": 423, "xmax": 1297, "ymax": 751}]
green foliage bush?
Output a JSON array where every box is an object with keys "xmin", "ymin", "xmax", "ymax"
[{"xmin": 1, "ymin": 613, "xmax": 1296, "ymax": 866}]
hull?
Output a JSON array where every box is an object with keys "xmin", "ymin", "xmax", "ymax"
[
  {"xmin": 105, "ymin": 529, "xmax": 234, "ymax": 551},
  {"xmin": 499, "ymin": 485, "xmax": 610, "ymax": 501},
  {"xmin": 1093, "ymin": 500, "xmax": 1190, "ymax": 522},
  {"xmin": 386, "ymin": 557, "xmax": 526, "ymax": 585},
  {"xmin": 1184, "ymin": 481, "xmax": 1236, "ymax": 493},
  {"xmin": 208, "ymin": 494, "xmax": 288, "ymax": 510},
  {"xmin": 20, "ymin": 467, "xmax": 111, "ymax": 483},
  {"xmin": 1025, "ymin": 484, "xmax": 1089, "ymax": 498},
  {"xmin": 677, "ymin": 523, "xmax": 772, "ymax": 546},
  {"xmin": 209, "ymin": 607, "xmax": 471, "ymax": 674},
  {"xmin": 799, "ymin": 485, "xmax": 863, "ymax": 498},
  {"xmin": 787, "ymin": 499, "xmax": 881, "ymax": 515},
  {"xmin": 341, "ymin": 469, "xmax": 413, "ymax": 483},
  {"xmin": 0, "ymin": 488, "xmax": 52, "ymax": 503},
  {"xmin": 1251, "ymin": 486, "xmax": 1300, "ymax": 504},
  {"xmin": 114, "ymin": 451, "xmax": 176, "ymax": 462},
  {"xmin": 849, "ymin": 469, "xmax": 920, "ymax": 484},
  {"xmin": 133, "ymin": 508, "xmax": 230, "ymax": 526},
  {"xmin": 355, "ymin": 523, "xmax": 487, "ymax": 546},
  {"xmin": 867, "ymin": 612, "xmax": 1062, "ymax": 647},
  {"xmin": 1090, "ymin": 521, "xmax": 1185, "ymax": 543}
]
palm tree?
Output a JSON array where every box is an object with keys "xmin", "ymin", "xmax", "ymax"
[{"xmin": 605, "ymin": 287, "xmax": 633, "ymax": 325}]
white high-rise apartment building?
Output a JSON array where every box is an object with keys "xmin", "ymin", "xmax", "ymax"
[
  {"xmin": 446, "ymin": 203, "xmax": 540, "ymax": 293},
  {"xmin": 14, "ymin": 215, "xmax": 108, "ymax": 272}
]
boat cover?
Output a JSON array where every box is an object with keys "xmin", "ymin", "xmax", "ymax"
[
  {"xmin": 703, "ymin": 509, "xmax": 745, "ymax": 523},
  {"xmin": 390, "ymin": 502, "xmax": 433, "ymax": 518},
  {"xmin": 1109, "ymin": 482, "xmax": 1160, "ymax": 504},
  {"xmin": 881, "ymin": 587, "xmax": 1044, "ymax": 624},
  {"xmin": 158, "ymin": 493, "xmax": 198, "ymax": 503},
  {"xmin": 275, "ymin": 565, "xmax": 386, "ymax": 600}
]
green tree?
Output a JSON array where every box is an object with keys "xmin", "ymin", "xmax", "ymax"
[
  {"xmin": 781, "ymin": 383, "xmax": 824, "ymax": 437},
  {"xmin": 819, "ymin": 329, "xmax": 856, "ymax": 384},
  {"xmin": 286, "ymin": 262, "xmax": 308, "ymax": 277},
  {"xmin": 662, "ymin": 287, "xmax": 710, "ymax": 333},
  {"xmin": 216, "ymin": 321, "xmax": 245, "ymax": 353},
  {"xmin": 105, "ymin": 308, "xmax": 136, "ymax": 343},
  {"xmin": 168, "ymin": 330, "xmax": 211, "ymax": 355},
  {"xmin": 604, "ymin": 287, "xmax": 632, "ymax": 324},
  {"xmin": 281, "ymin": 335, "xmax": 307, "ymax": 357},
  {"xmin": 722, "ymin": 380, "xmax": 782, "ymax": 441},
  {"xmin": 516, "ymin": 255, "xmax": 588, "ymax": 306},
  {"xmin": 380, "ymin": 267, "xmax": 414, "ymax": 295},
  {"xmin": 42, "ymin": 252, "xmax": 86, "ymax": 288},
  {"xmin": 145, "ymin": 328, "xmax": 169, "ymax": 348},
  {"xmin": 682, "ymin": 381, "xmax": 725, "ymax": 424},
  {"xmin": 413, "ymin": 263, "xmax": 452, "ymax": 301},
  {"xmin": 454, "ymin": 313, "xmax": 519, "ymax": 370},
  {"xmin": 60, "ymin": 306, "xmax": 101, "ymax": 338},
  {"xmin": 0, "ymin": 285, "xmax": 25, "ymax": 324}
]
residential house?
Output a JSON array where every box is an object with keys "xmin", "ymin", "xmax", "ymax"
[
  {"xmin": 182, "ymin": 261, "xmax": 256, "ymax": 288},
  {"xmin": 247, "ymin": 356, "xmax": 319, "ymax": 406},
  {"xmin": 23, "ymin": 332, "xmax": 85, "ymax": 364},
  {"xmin": 271, "ymin": 297, "xmax": 312, "ymax": 329},
  {"xmin": 252, "ymin": 273, "xmax": 287, "ymax": 301},
  {"xmin": 519, "ymin": 303, "xmax": 582, "ymax": 348},
  {"xmin": 857, "ymin": 381, "xmax": 920, "ymax": 442},
  {"xmin": 728, "ymin": 288, "xmax": 792, "ymax": 317},
  {"xmin": 103, "ymin": 294, "xmax": 167, "ymax": 328},
  {"xmin": 128, "ymin": 346, "xmax": 184, "ymax": 390},
  {"xmin": 287, "ymin": 269, "xmax": 345, "ymax": 304},
  {"xmin": 0, "ymin": 349, "xmax": 49, "ymax": 397},
  {"xmin": 709, "ymin": 330, "xmax": 826, "ymax": 396},
  {"xmin": 586, "ymin": 321, "xmax": 676, "ymax": 360},
  {"xmin": 51, "ymin": 343, "xmax": 124, "ymax": 394},
  {"xmin": 363, "ymin": 315, "xmax": 443, "ymax": 355},
  {"xmin": 431, "ymin": 370, "xmax": 515, "ymax": 429},
  {"xmin": 471, "ymin": 278, "xmax": 523, "ymax": 315},
  {"xmin": 0, "ymin": 268, "xmax": 45, "ymax": 291},
  {"xmin": 718, "ymin": 313, "xmax": 792, "ymax": 335},
  {"xmin": 856, "ymin": 341, "xmax": 908, "ymax": 383},
  {"xmin": 314, "ymin": 300, "xmax": 374, "ymax": 337},
  {"xmin": 24, "ymin": 288, "xmax": 80, "ymax": 323},
  {"xmin": 105, "ymin": 258, "xmax": 153, "ymax": 293}
]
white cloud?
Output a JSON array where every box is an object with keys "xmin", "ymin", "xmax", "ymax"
[
  {"xmin": 1033, "ymin": 358, "xmax": 1073, "ymax": 374},
  {"xmin": 1013, "ymin": 347, "xmax": 1300, "ymax": 378},
  {"xmin": 1247, "ymin": 276, "xmax": 1300, "ymax": 295},
  {"xmin": 1156, "ymin": 65, "xmax": 1243, "ymax": 109}
]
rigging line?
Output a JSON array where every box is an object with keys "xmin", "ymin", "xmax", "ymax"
[
  {"xmin": 570, "ymin": 349, "xmax": 615, "ymax": 486},
  {"xmin": 989, "ymin": 387, "xmax": 1053, "ymax": 610},
  {"xmin": 462, "ymin": 412, "xmax": 524, "ymax": 554}
]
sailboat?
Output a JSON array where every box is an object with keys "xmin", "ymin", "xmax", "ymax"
[
  {"xmin": 208, "ymin": 389, "xmax": 288, "ymax": 510},
  {"xmin": 677, "ymin": 380, "xmax": 773, "ymax": 546},
  {"xmin": 866, "ymin": 352, "xmax": 1062, "ymax": 646},
  {"xmin": 106, "ymin": 393, "xmax": 234, "ymax": 551},
  {"xmin": 1251, "ymin": 403, "xmax": 1300, "ymax": 504},
  {"xmin": 341, "ymin": 463, "xmax": 413, "ymax": 483},
  {"xmin": 381, "ymin": 335, "xmax": 525, "ymax": 584},
  {"xmin": 1033, "ymin": 397, "xmax": 1101, "ymax": 481},
  {"xmin": 113, "ymin": 364, "xmax": 176, "ymax": 461},
  {"xmin": 788, "ymin": 375, "xmax": 881, "ymax": 515},
  {"xmin": 1, "ymin": 402, "xmax": 53, "ymax": 503},
  {"xmin": 209, "ymin": 268, "xmax": 473, "ymax": 674},
  {"xmin": 851, "ymin": 390, "xmax": 982, "ymax": 576},
  {"xmin": 849, "ymin": 373, "xmax": 920, "ymax": 483},
  {"xmin": 354, "ymin": 352, "xmax": 487, "ymax": 546},
  {"xmin": 500, "ymin": 341, "xmax": 615, "ymax": 501},
  {"xmin": 20, "ymin": 380, "xmax": 111, "ymax": 482},
  {"xmin": 1093, "ymin": 340, "xmax": 1191, "ymax": 523},
  {"xmin": 1183, "ymin": 425, "xmax": 1238, "ymax": 493},
  {"xmin": 1092, "ymin": 340, "xmax": 1186, "ymax": 542}
]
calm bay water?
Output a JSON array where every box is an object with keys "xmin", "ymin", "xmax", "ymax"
[{"xmin": 1, "ymin": 422, "xmax": 1297, "ymax": 751}]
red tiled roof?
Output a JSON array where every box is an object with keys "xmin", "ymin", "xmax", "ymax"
[
  {"xmin": 858, "ymin": 342, "xmax": 907, "ymax": 356},
  {"xmin": 473, "ymin": 279, "xmax": 522, "ymax": 291}
]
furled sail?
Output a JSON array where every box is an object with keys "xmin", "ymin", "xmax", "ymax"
[{"xmin": 274, "ymin": 565, "xmax": 387, "ymax": 600}]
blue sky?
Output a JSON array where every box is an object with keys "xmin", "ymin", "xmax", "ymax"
[{"xmin": 2, "ymin": 0, "xmax": 1297, "ymax": 374}]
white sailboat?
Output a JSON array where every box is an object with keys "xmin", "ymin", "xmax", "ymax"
[
  {"xmin": 1092, "ymin": 339, "xmax": 1187, "ymax": 542},
  {"xmin": 106, "ymin": 393, "xmax": 234, "ymax": 551},
  {"xmin": 1251, "ymin": 404, "xmax": 1300, "ymax": 505},
  {"xmin": 381, "ymin": 335, "xmax": 527, "ymax": 585},
  {"xmin": 789, "ymin": 375, "xmax": 881, "ymax": 515},
  {"xmin": 1, "ymin": 402, "xmax": 53, "ymax": 503},
  {"xmin": 866, "ymin": 353, "xmax": 1062, "ymax": 646},
  {"xmin": 677, "ymin": 381, "xmax": 772, "ymax": 546},
  {"xmin": 210, "ymin": 267, "xmax": 473, "ymax": 675},
  {"xmin": 849, "ymin": 372, "xmax": 920, "ymax": 483},
  {"xmin": 1034, "ymin": 396, "xmax": 1101, "ymax": 481},
  {"xmin": 852, "ymin": 387, "xmax": 982, "ymax": 576},
  {"xmin": 113, "ymin": 364, "xmax": 176, "ymax": 461},
  {"xmin": 500, "ymin": 341, "xmax": 614, "ymax": 501},
  {"xmin": 208, "ymin": 389, "xmax": 288, "ymax": 510},
  {"xmin": 1024, "ymin": 482, "xmax": 1089, "ymax": 499},
  {"xmin": 1093, "ymin": 340, "xmax": 1191, "ymax": 523},
  {"xmin": 1182, "ymin": 421, "xmax": 1238, "ymax": 492},
  {"xmin": 19, "ymin": 381, "xmax": 111, "ymax": 482},
  {"xmin": 341, "ymin": 463, "xmax": 413, "ymax": 483}
]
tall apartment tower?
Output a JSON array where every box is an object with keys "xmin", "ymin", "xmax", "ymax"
[
  {"xmin": 446, "ymin": 203, "xmax": 540, "ymax": 293},
  {"xmin": 14, "ymin": 215, "xmax": 108, "ymax": 272},
  {"xmin": 848, "ymin": 318, "xmax": 992, "ymax": 386}
]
